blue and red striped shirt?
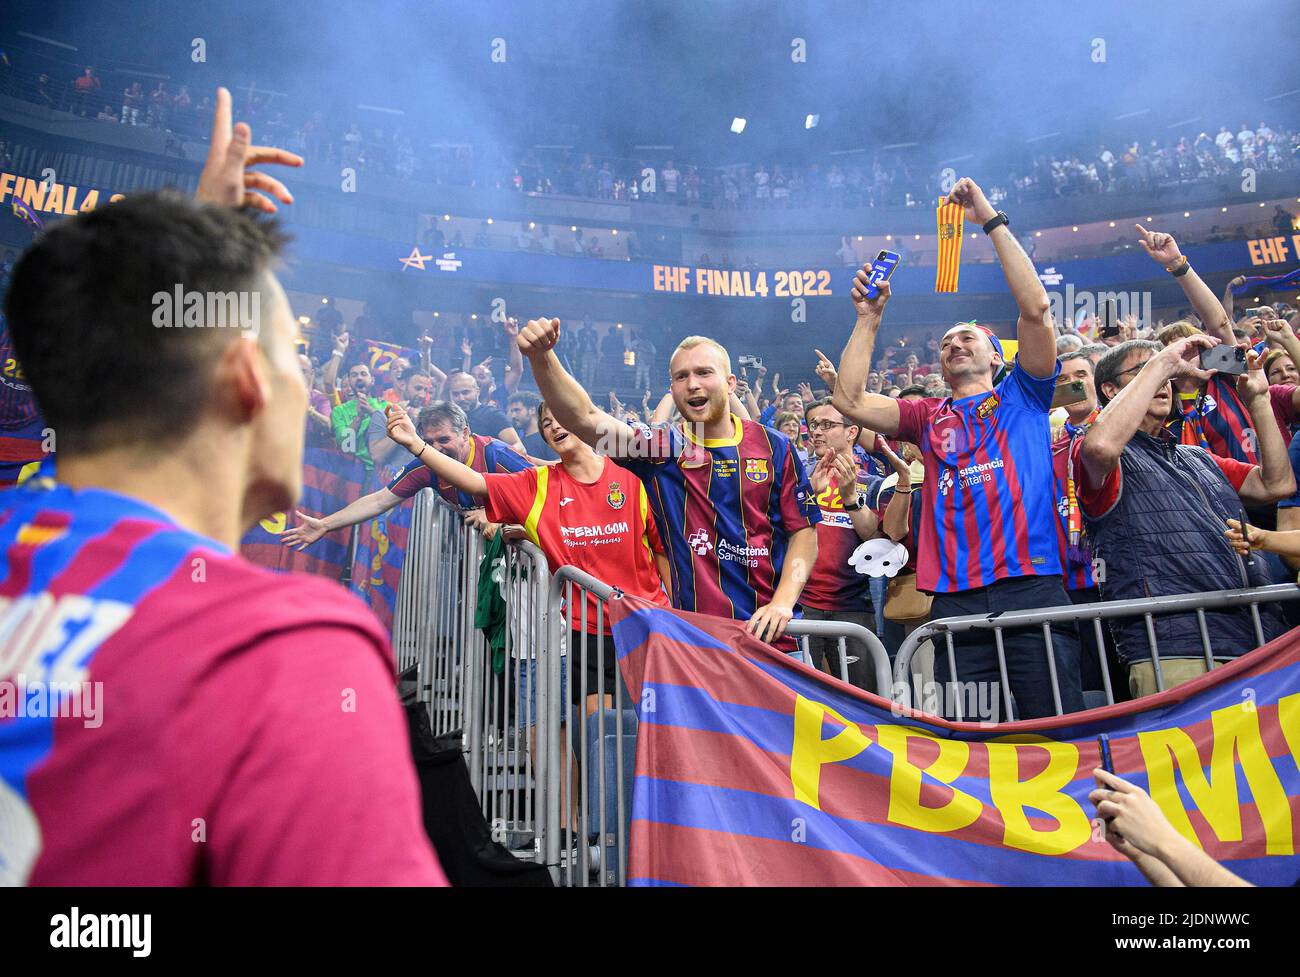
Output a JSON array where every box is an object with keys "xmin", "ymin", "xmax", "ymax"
[
  {"xmin": 386, "ymin": 434, "xmax": 531, "ymax": 509},
  {"xmin": 614, "ymin": 415, "xmax": 820, "ymax": 624},
  {"xmin": 895, "ymin": 360, "xmax": 1062, "ymax": 593},
  {"xmin": 1169, "ymin": 376, "xmax": 1297, "ymax": 462},
  {"xmin": 0, "ymin": 480, "xmax": 445, "ymax": 884}
]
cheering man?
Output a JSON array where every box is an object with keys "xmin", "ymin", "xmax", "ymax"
[
  {"xmin": 283, "ymin": 401, "xmax": 530, "ymax": 548},
  {"xmin": 834, "ymin": 177, "xmax": 1083, "ymax": 719},
  {"xmin": 516, "ymin": 319, "xmax": 820, "ymax": 647}
]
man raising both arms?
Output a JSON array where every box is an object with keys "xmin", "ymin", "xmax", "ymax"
[
  {"xmin": 834, "ymin": 177, "xmax": 1084, "ymax": 720},
  {"xmin": 516, "ymin": 317, "xmax": 820, "ymax": 647}
]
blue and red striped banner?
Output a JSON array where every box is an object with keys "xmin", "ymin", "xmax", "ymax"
[
  {"xmin": 240, "ymin": 447, "xmax": 368, "ymax": 578},
  {"xmin": 609, "ymin": 595, "xmax": 1300, "ymax": 886},
  {"xmin": 349, "ymin": 459, "xmax": 411, "ymax": 631}
]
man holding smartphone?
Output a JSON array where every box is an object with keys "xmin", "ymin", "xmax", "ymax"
[
  {"xmin": 833, "ymin": 177, "xmax": 1084, "ymax": 720},
  {"xmin": 1076, "ymin": 336, "xmax": 1293, "ymax": 696}
]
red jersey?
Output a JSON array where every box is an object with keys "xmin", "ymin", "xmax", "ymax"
[
  {"xmin": 485, "ymin": 457, "xmax": 670, "ymax": 633},
  {"xmin": 801, "ymin": 460, "xmax": 879, "ymax": 612}
]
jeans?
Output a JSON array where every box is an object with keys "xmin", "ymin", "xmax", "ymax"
[{"xmin": 930, "ymin": 575, "xmax": 1084, "ymax": 721}]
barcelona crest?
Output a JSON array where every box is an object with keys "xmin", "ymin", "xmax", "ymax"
[
  {"xmin": 607, "ymin": 481, "xmax": 627, "ymax": 509},
  {"xmin": 744, "ymin": 458, "xmax": 770, "ymax": 483}
]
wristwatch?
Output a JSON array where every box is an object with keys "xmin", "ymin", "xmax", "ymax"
[
  {"xmin": 842, "ymin": 492, "xmax": 866, "ymax": 512},
  {"xmin": 1167, "ymin": 256, "xmax": 1190, "ymax": 277},
  {"xmin": 982, "ymin": 211, "xmax": 1010, "ymax": 235}
]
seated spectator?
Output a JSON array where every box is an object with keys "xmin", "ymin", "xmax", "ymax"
[{"xmin": 1078, "ymin": 336, "xmax": 1293, "ymax": 696}]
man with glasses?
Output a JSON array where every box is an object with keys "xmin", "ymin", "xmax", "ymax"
[
  {"xmin": 801, "ymin": 399, "xmax": 911, "ymax": 690},
  {"xmin": 1075, "ymin": 337, "xmax": 1293, "ymax": 697}
]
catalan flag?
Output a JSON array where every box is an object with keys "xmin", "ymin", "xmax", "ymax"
[
  {"xmin": 609, "ymin": 594, "xmax": 1300, "ymax": 886},
  {"xmin": 935, "ymin": 198, "xmax": 964, "ymax": 293},
  {"xmin": 349, "ymin": 458, "xmax": 413, "ymax": 630}
]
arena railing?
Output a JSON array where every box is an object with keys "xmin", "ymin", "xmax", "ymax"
[{"xmin": 892, "ymin": 583, "xmax": 1300, "ymax": 722}]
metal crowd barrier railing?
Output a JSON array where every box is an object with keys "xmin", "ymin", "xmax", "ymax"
[
  {"xmin": 892, "ymin": 583, "xmax": 1300, "ymax": 721},
  {"xmin": 395, "ymin": 487, "xmax": 1300, "ymax": 884}
]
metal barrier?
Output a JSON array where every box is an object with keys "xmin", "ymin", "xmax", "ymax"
[
  {"xmin": 893, "ymin": 583, "xmax": 1300, "ymax": 721},
  {"xmin": 391, "ymin": 488, "xmax": 551, "ymax": 853}
]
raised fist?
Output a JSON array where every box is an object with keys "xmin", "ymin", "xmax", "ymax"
[
  {"xmin": 518, "ymin": 317, "xmax": 561, "ymax": 357},
  {"xmin": 946, "ymin": 177, "xmax": 996, "ymax": 225}
]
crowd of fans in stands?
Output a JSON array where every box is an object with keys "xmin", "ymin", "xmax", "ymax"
[{"xmin": 4, "ymin": 50, "xmax": 1297, "ymax": 215}]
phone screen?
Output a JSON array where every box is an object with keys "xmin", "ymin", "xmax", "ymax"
[{"xmin": 865, "ymin": 250, "xmax": 901, "ymax": 299}]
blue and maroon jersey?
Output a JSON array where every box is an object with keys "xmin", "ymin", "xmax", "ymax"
[
  {"xmin": 0, "ymin": 318, "xmax": 47, "ymax": 487},
  {"xmin": 1051, "ymin": 426, "xmax": 1095, "ymax": 591},
  {"xmin": 615, "ymin": 415, "xmax": 820, "ymax": 623},
  {"xmin": 386, "ymin": 433, "xmax": 531, "ymax": 510},
  {"xmin": 896, "ymin": 359, "xmax": 1062, "ymax": 594},
  {"xmin": 0, "ymin": 480, "xmax": 445, "ymax": 885},
  {"xmin": 802, "ymin": 459, "xmax": 880, "ymax": 612},
  {"xmin": 1169, "ymin": 377, "xmax": 1297, "ymax": 463}
]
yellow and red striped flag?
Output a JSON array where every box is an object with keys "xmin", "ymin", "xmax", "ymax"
[{"xmin": 935, "ymin": 198, "xmax": 964, "ymax": 293}]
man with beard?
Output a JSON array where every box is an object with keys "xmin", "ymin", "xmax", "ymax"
[
  {"xmin": 331, "ymin": 361, "xmax": 386, "ymax": 473},
  {"xmin": 517, "ymin": 320, "xmax": 820, "ymax": 647},
  {"xmin": 834, "ymin": 177, "xmax": 1084, "ymax": 720}
]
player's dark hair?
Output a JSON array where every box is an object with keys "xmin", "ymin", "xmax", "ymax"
[{"xmin": 3, "ymin": 190, "xmax": 287, "ymax": 455}]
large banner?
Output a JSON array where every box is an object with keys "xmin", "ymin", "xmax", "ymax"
[
  {"xmin": 348, "ymin": 458, "xmax": 412, "ymax": 631},
  {"xmin": 239, "ymin": 447, "xmax": 368, "ymax": 579},
  {"xmin": 609, "ymin": 595, "xmax": 1300, "ymax": 886}
]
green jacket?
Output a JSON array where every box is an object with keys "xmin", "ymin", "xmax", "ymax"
[{"xmin": 331, "ymin": 395, "xmax": 387, "ymax": 471}]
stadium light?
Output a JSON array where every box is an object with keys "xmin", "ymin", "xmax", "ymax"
[
  {"xmin": 297, "ymin": 315, "xmax": 310, "ymax": 325},
  {"xmin": 611, "ymin": 229, "xmax": 618, "ymax": 235},
  {"xmin": 1109, "ymin": 221, "xmax": 1116, "ymax": 227},
  {"xmin": 1072, "ymin": 226, "xmax": 1078, "ymax": 232},
  {"xmin": 731, "ymin": 117, "xmax": 747, "ymax": 134},
  {"xmin": 1183, "ymin": 212, "xmax": 1191, "ymax": 218},
  {"xmin": 486, "ymin": 217, "xmax": 494, "ymax": 224},
  {"xmin": 471, "ymin": 314, "xmax": 478, "ymax": 319},
  {"xmin": 805, "ymin": 114, "xmax": 820, "ymax": 130},
  {"xmin": 1035, "ymin": 231, "xmax": 1042, "ymax": 237},
  {"xmin": 443, "ymin": 214, "xmax": 450, "ymax": 221},
  {"xmin": 433, "ymin": 312, "xmax": 440, "ymax": 317},
  {"xmin": 1222, "ymin": 207, "xmax": 1228, "ymax": 212},
  {"xmin": 885, "ymin": 234, "xmax": 892, "ymax": 241}
]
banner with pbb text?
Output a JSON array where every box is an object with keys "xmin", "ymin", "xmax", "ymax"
[{"xmin": 609, "ymin": 595, "xmax": 1300, "ymax": 886}]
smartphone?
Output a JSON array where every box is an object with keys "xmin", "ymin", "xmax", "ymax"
[
  {"xmin": 1097, "ymin": 733, "xmax": 1114, "ymax": 774},
  {"xmin": 1199, "ymin": 344, "xmax": 1248, "ymax": 376},
  {"xmin": 1051, "ymin": 380, "xmax": 1088, "ymax": 410},
  {"xmin": 864, "ymin": 250, "xmax": 901, "ymax": 299},
  {"xmin": 1100, "ymin": 299, "xmax": 1120, "ymax": 338}
]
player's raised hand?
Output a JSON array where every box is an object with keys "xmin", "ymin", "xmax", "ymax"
[
  {"xmin": 946, "ymin": 177, "xmax": 997, "ymax": 225},
  {"xmin": 196, "ymin": 87, "xmax": 302, "ymax": 213},
  {"xmin": 1135, "ymin": 224, "xmax": 1183, "ymax": 267},
  {"xmin": 280, "ymin": 511, "xmax": 328, "ymax": 549},
  {"xmin": 518, "ymin": 317, "xmax": 561, "ymax": 357},
  {"xmin": 385, "ymin": 403, "xmax": 421, "ymax": 451}
]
